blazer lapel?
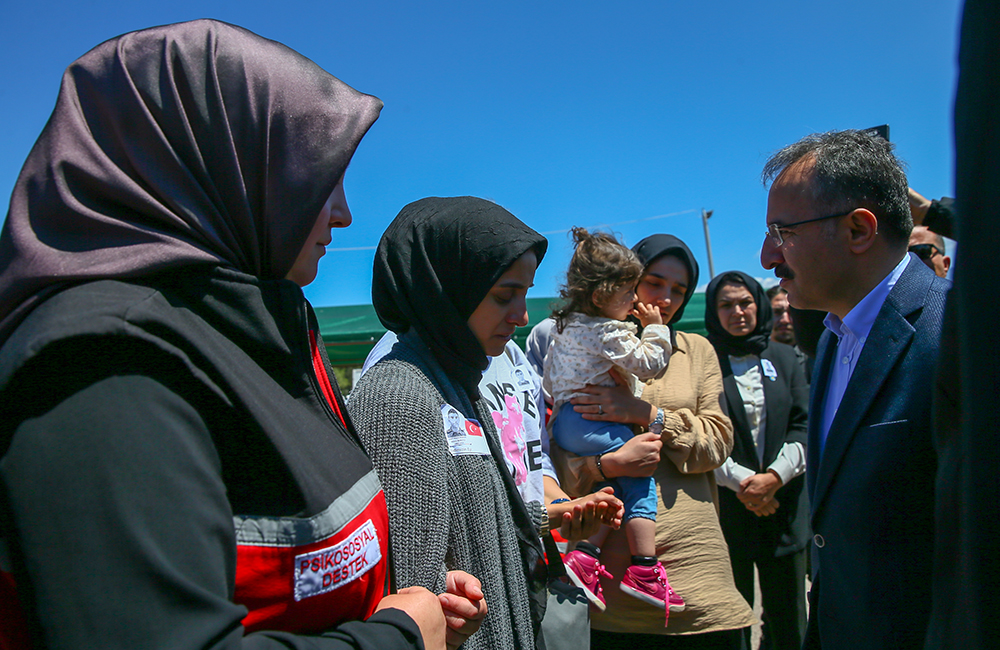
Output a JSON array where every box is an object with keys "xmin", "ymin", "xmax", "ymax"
[
  {"xmin": 810, "ymin": 260, "xmax": 931, "ymax": 518},
  {"xmin": 807, "ymin": 330, "xmax": 836, "ymax": 504}
]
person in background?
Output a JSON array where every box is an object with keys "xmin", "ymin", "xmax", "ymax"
[
  {"xmin": 526, "ymin": 316, "xmax": 557, "ymax": 403},
  {"xmin": 766, "ymin": 286, "xmax": 795, "ymax": 346},
  {"xmin": 553, "ymin": 233, "xmax": 754, "ymax": 650},
  {"xmin": 0, "ymin": 20, "xmax": 478, "ymax": 650},
  {"xmin": 908, "ymin": 188, "xmax": 957, "ymax": 240},
  {"xmin": 706, "ymin": 272, "xmax": 810, "ymax": 650},
  {"xmin": 908, "ymin": 226, "xmax": 951, "ymax": 278},
  {"xmin": 760, "ymin": 129, "xmax": 949, "ymax": 650}
]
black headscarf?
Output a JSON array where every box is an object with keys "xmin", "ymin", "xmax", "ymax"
[
  {"xmin": 704, "ymin": 270, "xmax": 774, "ymax": 358},
  {"xmin": 372, "ymin": 196, "xmax": 547, "ymax": 398},
  {"xmin": 631, "ymin": 234, "xmax": 701, "ymax": 325},
  {"xmin": 0, "ymin": 20, "xmax": 382, "ymax": 345}
]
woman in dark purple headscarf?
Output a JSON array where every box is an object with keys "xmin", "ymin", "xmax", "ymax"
[{"xmin": 0, "ymin": 20, "xmax": 480, "ymax": 650}]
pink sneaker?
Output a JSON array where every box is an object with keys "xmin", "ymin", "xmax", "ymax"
[
  {"xmin": 619, "ymin": 562, "xmax": 686, "ymax": 614},
  {"xmin": 563, "ymin": 549, "xmax": 613, "ymax": 611}
]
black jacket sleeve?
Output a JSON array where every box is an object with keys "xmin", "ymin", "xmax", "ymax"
[
  {"xmin": 1, "ymin": 372, "xmax": 422, "ymax": 650},
  {"xmin": 924, "ymin": 197, "xmax": 958, "ymax": 239}
]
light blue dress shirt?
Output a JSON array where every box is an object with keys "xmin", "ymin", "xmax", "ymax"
[{"xmin": 818, "ymin": 253, "xmax": 911, "ymax": 455}]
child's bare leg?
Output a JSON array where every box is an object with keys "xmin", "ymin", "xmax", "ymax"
[
  {"xmin": 625, "ymin": 516, "xmax": 656, "ymax": 558},
  {"xmin": 586, "ymin": 524, "xmax": 612, "ymax": 549}
]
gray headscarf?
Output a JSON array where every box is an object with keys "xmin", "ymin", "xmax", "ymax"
[{"xmin": 0, "ymin": 19, "xmax": 382, "ymax": 345}]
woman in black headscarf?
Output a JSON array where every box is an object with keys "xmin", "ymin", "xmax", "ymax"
[
  {"xmin": 348, "ymin": 196, "xmax": 551, "ymax": 650},
  {"xmin": 553, "ymin": 235, "xmax": 755, "ymax": 649},
  {"xmin": 0, "ymin": 20, "xmax": 473, "ymax": 650},
  {"xmin": 704, "ymin": 271, "xmax": 810, "ymax": 650}
]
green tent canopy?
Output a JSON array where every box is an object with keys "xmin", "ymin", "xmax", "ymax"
[{"xmin": 315, "ymin": 294, "xmax": 708, "ymax": 367}]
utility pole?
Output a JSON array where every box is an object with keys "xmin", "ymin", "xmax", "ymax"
[{"xmin": 701, "ymin": 208, "xmax": 715, "ymax": 279}]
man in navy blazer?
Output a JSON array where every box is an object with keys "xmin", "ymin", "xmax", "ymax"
[{"xmin": 759, "ymin": 130, "xmax": 950, "ymax": 650}]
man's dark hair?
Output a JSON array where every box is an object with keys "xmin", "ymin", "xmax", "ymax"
[
  {"xmin": 762, "ymin": 129, "xmax": 912, "ymax": 245},
  {"xmin": 913, "ymin": 227, "xmax": 947, "ymax": 252},
  {"xmin": 765, "ymin": 285, "xmax": 788, "ymax": 300}
]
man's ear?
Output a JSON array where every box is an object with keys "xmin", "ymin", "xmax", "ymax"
[
  {"xmin": 846, "ymin": 208, "xmax": 878, "ymax": 254},
  {"xmin": 943, "ymin": 256, "xmax": 952, "ymax": 274}
]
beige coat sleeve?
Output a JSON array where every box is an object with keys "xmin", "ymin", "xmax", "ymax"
[{"xmin": 659, "ymin": 338, "xmax": 735, "ymax": 475}]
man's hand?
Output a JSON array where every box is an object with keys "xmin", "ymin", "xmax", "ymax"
[
  {"xmin": 909, "ymin": 187, "xmax": 932, "ymax": 226},
  {"xmin": 376, "ymin": 586, "xmax": 447, "ymax": 650},
  {"xmin": 438, "ymin": 571, "xmax": 488, "ymax": 650},
  {"xmin": 552, "ymin": 486, "xmax": 624, "ymax": 539}
]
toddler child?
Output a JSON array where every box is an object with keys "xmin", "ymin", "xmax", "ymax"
[{"xmin": 543, "ymin": 228, "xmax": 684, "ymax": 623}]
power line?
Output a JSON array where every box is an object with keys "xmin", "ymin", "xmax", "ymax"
[
  {"xmin": 328, "ymin": 208, "xmax": 700, "ymax": 251},
  {"xmin": 537, "ymin": 208, "xmax": 699, "ymax": 236}
]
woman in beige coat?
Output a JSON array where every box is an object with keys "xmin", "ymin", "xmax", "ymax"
[{"xmin": 553, "ymin": 234, "xmax": 754, "ymax": 650}]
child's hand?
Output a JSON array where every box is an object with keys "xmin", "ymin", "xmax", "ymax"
[
  {"xmin": 632, "ymin": 301, "xmax": 663, "ymax": 327},
  {"xmin": 551, "ymin": 487, "xmax": 624, "ymax": 540}
]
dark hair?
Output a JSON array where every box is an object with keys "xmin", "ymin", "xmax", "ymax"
[
  {"xmin": 715, "ymin": 272, "xmax": 748, "ymax": 292},
  {"xmin": 762, "ymin": 129, "xmax": 912, "ymax": 245},
  {"xmin": 553, "ymin": 227, "xmax": 643, "ymax": 332},
  {"xmin": 630, "ymin": 234, "xmax": 700, "ymax": 326},
  {"xmin": 910, "ymin": 226, "xmax": 947, "ymax": 252},
  {"xmin": 765, "ymin": 285, "xmax": 788, "ymax": 300}
]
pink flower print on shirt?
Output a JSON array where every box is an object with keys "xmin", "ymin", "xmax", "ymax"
[{"xmin": 494, "ymin": 394, "xmax": 529, "ymax": 487}]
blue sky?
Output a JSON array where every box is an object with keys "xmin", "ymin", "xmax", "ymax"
[{"xmin": 1, "ymin": 0, "xmax": 964, "ymax": 307}]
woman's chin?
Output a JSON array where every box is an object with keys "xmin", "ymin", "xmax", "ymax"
[{"xmin": 484, "ymin": 337, "xmax": 510, "ymax": 356}]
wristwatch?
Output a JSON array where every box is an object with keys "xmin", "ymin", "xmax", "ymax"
[
  {"xmin": 649, "ymin": 408, "xmax": 665, "ymax": 436},
  {"xmin": 538, "ymin": 505, "xmax": 550, "ymax": 536}
]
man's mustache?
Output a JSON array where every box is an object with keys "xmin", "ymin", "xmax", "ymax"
[{"xmin": 774, "ymin": 264, "xmax": 795, "ymax": 280}]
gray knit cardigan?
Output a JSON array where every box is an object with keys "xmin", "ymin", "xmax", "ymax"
[{"xmin": 347, "ymin": 335, "xmax": 539, "ymax": 650}]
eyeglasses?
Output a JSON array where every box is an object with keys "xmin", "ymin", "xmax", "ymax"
[
  {"xmin": 765, "ymin": 210, "xmax": 855, "ymax": 247},
  {"xmin": 908, "ymin": 243, "xmax": 942, "ymax": 261}
]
